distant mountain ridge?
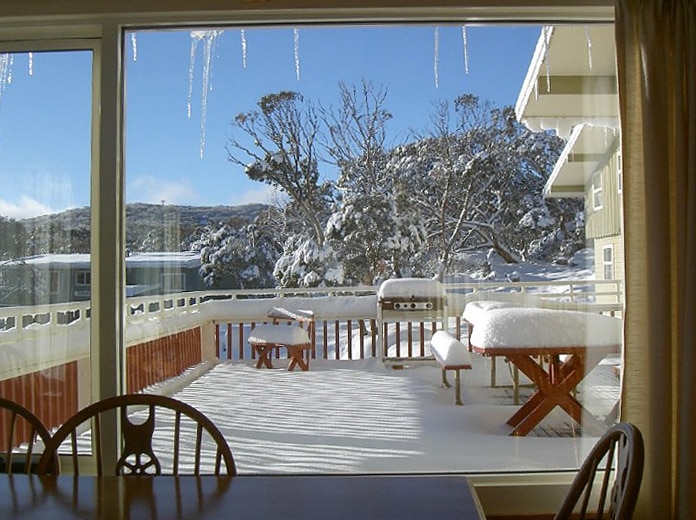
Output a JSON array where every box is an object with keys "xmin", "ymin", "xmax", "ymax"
[{"xmin": 22, "ymin": 202, "xmax": 269, "ymax": 229}]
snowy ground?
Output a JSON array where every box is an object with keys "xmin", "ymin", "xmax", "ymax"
[{"xmin": 150, "ymin": 350, "xmax": 619, "ymax": 475}]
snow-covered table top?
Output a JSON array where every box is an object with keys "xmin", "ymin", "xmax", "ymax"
[
  {"xmin": 462, "ymin": 300, "xmax": 521, "ymax": 325},
  {"xmin": 248, "ymin": 324, "xmax": 311, "ymax": 345},
  {"xmin": 468, "ymin": 306, "xmax": 622, "ymax": 352}
]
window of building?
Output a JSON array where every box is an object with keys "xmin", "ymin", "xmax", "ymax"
[
  {"xmin": 592, "ymin": 171, "xmax": 604, "ymax": 210},
  {"xmin": 603, "ymin": 245, "xmax": 614, "ymax": 280},
  {"xmin": 617, "ymin": 150, "xmax": 623, "ymax": 194},
  {"xmin": 162, "ymin": 272, "xmax": 185, "ymax": 292},
  {"xmin": 75, "ymin": 270, "xmax": 91, "ymax": 286},
  {"xmin": 49, "ymin": 270, "xmax": 60, "ymax": 294}
]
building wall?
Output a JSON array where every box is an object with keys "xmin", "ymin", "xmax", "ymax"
[{"xmin": 584, "ymin": 144, "xmax": 623, "ymax": 240}]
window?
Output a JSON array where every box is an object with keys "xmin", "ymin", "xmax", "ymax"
[
  {"xmin": 603, "ymin": 245, "xmax": 614, "ymax": 280},
  {"xmin": 617, "ymin": 150, "xmax": 623, "ymax": 194},
  {"xmin": 0, "ymin": 5, "xmax": 636, "ymax": 516},
  {"xmin": 121, "ymin": 22, "xmax": 622, "ymax": 476},
  {"xmin": 75, "ymin": 270, "xmax": 91, "ymax": 286},
  {"xmin": 0, "ymin": 46, "xmax": 94, "ymax": 437},
  {"xmin": 162, "ymin": 272, "xmax": 185, "ymax": 292},
  {"xmin": 2, "ymin": 8, "xmax": 628, "ymax": 511},
  {"xmin": 592, "ymin": 171, "xmax": 604, "ymax": 210},
  {"xmin": 49, "ymin": 270, "xmax": 60, "ymax": 294}
]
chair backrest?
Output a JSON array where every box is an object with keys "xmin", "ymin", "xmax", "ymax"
[
  {"xmin": 36, "ymin": 393, "xmax": 236, "ymax": 476},
  {"xmin": 554, "ymin": 422, "xmax": 644, "ymax": 520},
  {"xmin": 0, "ymin": 396, "xmax": 58, "ymax": 474}
]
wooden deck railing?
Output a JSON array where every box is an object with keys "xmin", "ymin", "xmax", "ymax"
[{"xmin": 0, "ymin": 278, "xmax": 622, "ymax": 447}]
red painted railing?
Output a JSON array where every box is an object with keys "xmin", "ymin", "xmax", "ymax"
[
  {"xmin": 214, "ymin": 317, "xmax": 465, "ymax": 362},
  {"xmin": 0, "ymin": 328, "xmax": 202, "ymax": 450},
  {"xmin": 126, "ymin": 328, "xmax": 203, "ymax": 393},
  {"xmin": 0, "ymin": 362, "xmax": 78, "ymax": 447}
]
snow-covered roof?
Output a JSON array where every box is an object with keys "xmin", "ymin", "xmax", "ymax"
[
  {"xmin": 2, "ymin": 254, "xmax": 91, "ymax": 268},
  {"xmin": 125, "ymin": 252, "xmax": 201, "ymax": 269},
  {"xmin": 0, "ymin": 252, "xmax": 201, "ymax": 269},
  {"xmin": 515, "ymin": 25, "xmax": 618, "ymax": 138}
]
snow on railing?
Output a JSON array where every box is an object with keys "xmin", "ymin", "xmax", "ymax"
[{"xmin": 0, "ymin": 279, "xmax": 623, "ymax": 377}]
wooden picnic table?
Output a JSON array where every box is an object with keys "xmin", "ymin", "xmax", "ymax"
[{"xmin": 466, "ymin": 305, "xmax": 622, "ymax": 436}]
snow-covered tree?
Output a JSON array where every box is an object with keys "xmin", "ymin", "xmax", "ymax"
[
  {"xmin": 227, "ymin": 91, "xmax": 333, "ymax": 246},
  {"xmin": 320, "ymin": 81, "xmax": 427, "ymax": 283},
  {"xmin": 387, "ymin": 95, "xmax": 582, "ymax": 279},
  {"xmin": 273, "ymin": 234, "xmax": 343, "ymax": 288},
  {"xmin": 226, "ymin": 91, "xmax": 342, "ymax": 288},
  {"xmin": 191, "ymin": 222, "xmax": 280, "ymax": 289}
]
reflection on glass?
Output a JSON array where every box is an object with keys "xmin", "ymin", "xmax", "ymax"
[
  {"xmin": 0, "ymin": 49, "xmax": 92, "ymax": 449},
  {"xmin": 119, "ymin": 23, "xmax": 621, "ymax": 474}
]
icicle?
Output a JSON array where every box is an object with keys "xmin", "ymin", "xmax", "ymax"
[
  {"xmin": 131, "ymin": 33, "xmax": 138, "ymax": 62},
  {"xmin": 543, "ymin": 26, "xmax": 552, "ymax": 92},
  {"xmin": 461, "ymin": 26, "xmax": 470, "ymax": 75},
  {"xmin": 27, "ymin": 52, "xmax": 34, "ymax": 76},
  {"xmin": 433, "ymin": 27, "xmax": 440, "ymax": 89},
  {"xmin": 241, "ymin": 29, "xmax": 247, "ymax": 68},
  {"xmin": 584, "ymin": 27, "xmax": 593, "ymax": 70},
  {"xmin": 0, "ymin": 54, "xmax": 13, "ymax": 108},
  {"xmin": 188, "ymin": 30, "xmax": 223, "ymax": 158},
  {"xmin": 293, "ymin": 28, "xmax": 301, "ymax": 81},
  {"xmin": 186, "ymin": 35, "xmax": 199, "ymax": 119},
  {"xmin": 0, "ymin": 53, "xmax": 11, "ymax": 101}
]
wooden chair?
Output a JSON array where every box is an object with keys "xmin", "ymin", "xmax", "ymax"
[
  {"xmin": 554, "ymin": 422, "xmax": 644, "ymax": 520},
  {"xmin": 0, "ymin": 396, "xmax": 58, "ymax": 474},
  {"xmin": 35, "ymin": 393, "xmax": 236, "ymax": 476}
]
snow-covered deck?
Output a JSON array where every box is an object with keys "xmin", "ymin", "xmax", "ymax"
[{"xmin": 160, "ymin": 352, "xmax": 620, "ymax": 474}]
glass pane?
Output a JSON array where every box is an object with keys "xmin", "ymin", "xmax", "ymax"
[
  {"xmin": 0, "ymin": 49, "xmax": 93, "ymax": 461},
  {"xmin": 124, "ymin": 23, "xmax": 622, "ymax": 475}
]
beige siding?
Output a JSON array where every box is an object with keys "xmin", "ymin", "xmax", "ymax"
[{"xmin": 585, "ymin": 148, "xmax": 623, "ymax": 239}]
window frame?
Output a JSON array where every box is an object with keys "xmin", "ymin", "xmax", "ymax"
[{"xmin": 0, "ymin": 3, "xmax": 619, "ymax": 514}]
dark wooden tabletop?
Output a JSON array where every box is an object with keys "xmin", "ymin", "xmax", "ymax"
[{"xmin": 0, "ymin": 473, "xmax": 486, "ymax": 520}]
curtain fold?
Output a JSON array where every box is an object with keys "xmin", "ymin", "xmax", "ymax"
[{"xmin": 615, "ymin": 0, "xmax": 696, "ymax": 518}]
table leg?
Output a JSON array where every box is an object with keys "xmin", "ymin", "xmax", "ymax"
[
  {"xmin": 504, "ymin": 352, "xmax": 605, "ymax": 436},
  {"xmin": 251, "ymin": 344, "xmax": 274, "ymax": 369},
  {"xmin": 286, "ymin": 345, "xmax": 309, "ymax": 371}
]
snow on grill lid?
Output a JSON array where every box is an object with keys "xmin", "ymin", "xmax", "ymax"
[{"xmin": 377, "ymin": 278, "xmax": 445, "ymax": 300}]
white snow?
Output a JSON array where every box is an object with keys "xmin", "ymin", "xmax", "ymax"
[
  {"xmin": 377, "ymin": 278, "xmax": 445, "ymax": 299},
  {"xmin": 429, "ymin": 331, "xmax": 472, "ymax": 367},
  {"xmin": 248, "ymin": 323, "xmax": 310, "ymax": 344},
  {"xmin": 148, "ymin": 357, "xmax": 617, "ymax": 475},
  {"xmin": 469, "ymin": 306, "xmax": 622, "ymax": 348}
]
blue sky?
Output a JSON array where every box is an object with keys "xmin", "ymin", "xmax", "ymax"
[{"xmin": 0, "ymin": 24, "xmax": 541, "ymax": 219}]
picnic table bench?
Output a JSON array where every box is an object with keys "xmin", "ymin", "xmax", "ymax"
[{"xmin": 429, "ymin": 331, "xmax": 472, "ymax": 405}]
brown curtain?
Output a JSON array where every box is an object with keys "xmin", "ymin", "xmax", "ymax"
[{"xmin": 615, "ymin": 0, "xmax": 696, "ymax": 518}]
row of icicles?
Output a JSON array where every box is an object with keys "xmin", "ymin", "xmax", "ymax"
[{"xmin": 1, "ymin": 26, "xmax": 596, "ymax": 160}]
